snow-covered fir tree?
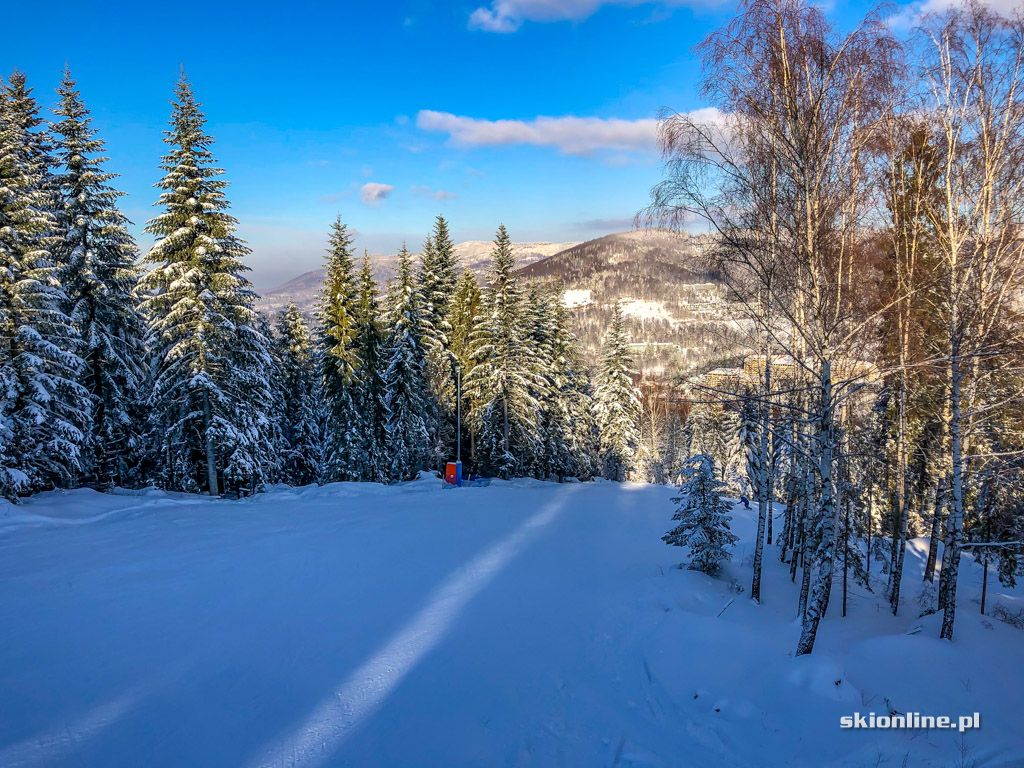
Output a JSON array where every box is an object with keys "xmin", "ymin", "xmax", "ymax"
[
  {"xmin": 317, "ymin": 214, "xmax": 362, "ymax": 482},
  {"xmin": 737, "ymin": 395, "xmax": 762, "ymax": 500},
  {"xmin": 353, "ymin": 251, "xmax": 388, "ymax": 483},
  {"xmin": 688, "ymin": 400, "xmax": 726, "ymax": 475},
  {"xmin": 0, "ymin": 72, "xmax": 88, "ymax": 497},
  {"xmin": 594, "ymin": 301, "xmax": 641, "ymax": 481},
  {"xmin": 664, "ymin": 454, "xmax": 739, "ymax": 575},
  {"xmin": 449, "ymin": 267, "xmax": 481, "ymax": 466},
  {"xmin": 138, "ymin": 73, "xmax": 274, "ymax": 495},
  {"xmin": 661, "ymin": 410, "xmax": 685, "ymax": 483},
  {"xmin": 382, "ymin": 244, "xmax": 430, "ymax": 481},
  {"xmin": 722, "ymin": 405, "xmax": 745, "ymax": 494},
  {"xmin": 552, "ymin": 296, "xmax": 598, "ymax": 480},
  {"xmin": 464, "ymin": 225, "xmax": 539, "ymax": 478},
  {"xmin": 525, "ymin": 283, "xmax": 595, "ymax": 480},
  {"xmin": 272, "ymin": 302, "xmax": 322, "ymax": 486},
  {"xmin": 51, "ymin": 68, "xmax": 146, "ymax": 488},
  {"xmin": 417, "ymin": 216, "xmax": 459, "ymax": 466}
]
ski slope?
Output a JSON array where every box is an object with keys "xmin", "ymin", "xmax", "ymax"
[{"xmin": 0, "ymin": 477, "xmax": 1021, "ymax": 768}]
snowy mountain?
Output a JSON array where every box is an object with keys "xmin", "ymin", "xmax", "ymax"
[
  {"xmin": 517, "ymin": 230, "xmax": 744, "ymax": 377},
  {"xmin": 258, "ymin": 239, "xmax": 578, "ymax": 315}
]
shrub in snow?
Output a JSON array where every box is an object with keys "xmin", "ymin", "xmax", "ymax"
[
  {"xmin": 990, "ymin": 603, "xmax": 1024, "ymax": 630},
  {"xmin": 664, "ymin": 454, "xmax": 738, "ymax": 575}
]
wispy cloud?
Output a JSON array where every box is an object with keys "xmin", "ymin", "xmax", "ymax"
[
  {"xmin": 417, "ymin": 108, "xmax": 722, "ymax": 157},
  {"xmin": 412, "ymin": 185, "xmax": 459, "ymax": 200},
  {"xmin": 887, "ymin": 0, "xmax": 1019, "ymax": 29},
  {"xmin": 417, "ymin": 110, "xmax": 657, "ymax": 156},
  {"xmin": 468, "ymin": 0, "xmax": 721, "ymax": 32},
  {"xmin": 360, "ymin": 182, "xmax": 395, "ymax": 206}
]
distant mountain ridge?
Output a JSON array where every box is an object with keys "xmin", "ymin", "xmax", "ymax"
[{"xmin": 257, "ymin": 239, "xmax": 578, "ymax": 315}]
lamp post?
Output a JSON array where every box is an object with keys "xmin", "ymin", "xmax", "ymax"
[{"xmin": 456, "ymin": 364, "xmax": 462, "ymax": 465}]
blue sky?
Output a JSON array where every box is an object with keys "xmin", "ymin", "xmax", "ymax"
[{"xmin": 6, "ymin": 0, "xmax": 907, "ymax": 288}]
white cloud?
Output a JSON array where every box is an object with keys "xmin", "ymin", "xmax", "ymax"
[
  {"xmin": 412, "ymin": 185, "xmax": 459, "ymax": 200},
  {"xmin": 360, "ymin": 182, "xmax": 395, "ymax": 206},
  {"xmin": 416, "ymin": 108, "xmax": 723, "ymax": 157},
  {"xmin": 888, "ymin": 0, "xmax": 1021, "ymax": 29},
  {"xmin": 468, "ymin": 0, "xmax": 718, "ymax": 32}
]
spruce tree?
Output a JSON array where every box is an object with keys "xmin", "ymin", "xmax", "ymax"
[
  {"xmin": 418, "ymin": 216, "xmax": 460, "ymax": 465},
  {"xmin": 354, "ymin": 251, "xmax": 388, "ymax": 483},
  {"xmin": 524, "ymin": 285, "xmax": 559, "ymax": 479},
  {"xmin": 722, "ymin": 405, "xmax": 745, "ymax": 493},
  {"xmin": 450, "ymin": 268, "xmax": 481, "ymax": 468},
  {"xmin": 688, "ymin": 400, "xmax": 726, "ymax": 471},
  {"xmin": 524, "ymin": 283, "xmax": 594, "ymax": 480},
  {"xmin": 738, "ymin": 394, "xmax": 762, "ymax": 499},
  {"xmin": 139, "ymin": 73, "xmax": 273, "ymax": 495},
  {"xmin": 51, "ymin": 68, "xmax": 146, "ymax": 488},
  {"xmin": 555, "ymin": 299, "xmax": 599, "ymax": 480},
  {"xmin": 317, "ymin": 215, "xmax": 361, "ymax": 482},
  {"xmin": 464, "ymin": 225, "xmax": 539, "ymax": 478},
  {"xmin": 594, "ymin": 300, "xmax": 640, "ymax": 481},
  {"xmin": 0, "ymin": 72, "xmax": 88, "ymax": 496},
  {"xmin": 383, "ymin": 244, "xmax": 430, "ymax": 481},
  {"xmin": 273, "ymin": 303, "xmax": 322, "ymax": 485},
  {"xmin": 664, "ymin": 454, "xmax": 739, "ymax": 575}
]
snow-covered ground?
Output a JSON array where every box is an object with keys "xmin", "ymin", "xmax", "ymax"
[
  {"xmin": 618, "ymin": 298, "xmax": 675, "ymax": 324},
  {"xmin": 562, "ymin": 289, "xmax": 593, "ymax": 309},
  {"xmin": 0, "ymin": 478, "xmax": 1021, "ymax": 768}
]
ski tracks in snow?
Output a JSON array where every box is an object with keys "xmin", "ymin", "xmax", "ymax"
[{"xmin": 247, "ymin": 484, "xmax": 581, "ymax": 768}]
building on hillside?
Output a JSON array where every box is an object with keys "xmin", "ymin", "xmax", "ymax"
[{"xmin": 696, "ymin": 354, "xmax": 880, "ymax": 397}]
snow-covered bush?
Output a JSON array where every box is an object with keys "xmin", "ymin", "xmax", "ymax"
[{"xmin": 663, "ymin": 454, "xmax": 738, "ymax": 575}]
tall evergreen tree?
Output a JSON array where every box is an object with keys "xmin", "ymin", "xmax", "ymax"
[
  {"xmin": 354, "ymin": 250, "xmax": 388, "ymax": 483},
  {"xmin": 418, "ymin": 216, "xmax": 460, "ymax": 465},
  {"xmin": 0, "ymin": 72, "xmax": 88, "ymax": 497},
  {"xmin": 317, "ymin": 215, "xmax": 362, "ymax": 482},
  {"xmin": 464, "ymin": 225, "xmax": 539, "ymax": 478},
  {"xmin": 525, "ymin": 284, "xmax": 595, "ymax": 480},
  {"xmin": 51, "ymin": 68, "xmax": 146, "ymax": 488},
  {"xmin": 688, "ymin": 400, "xmax": 726, "ymax": 471},
  {"xmin": 552, "ymin": 293, "xmax": 598, "ymax": 480},
  {"xmin": 383, "ymin": 244, "xmax": 430, "ymax": 481},
  {"xmin": 594, "ymin": 301, "xmax": 640, "ymax": 481},
  {"xmin": 139, "ymin": 73, "xmax": 273, "ymax": 495},
  {"xmin": 449, "ymin": 267, "xmax": 481, "ymax": 468},
  {"xmin": 273, "ymin": 302, "xmax": 322, "ymax": 485}
]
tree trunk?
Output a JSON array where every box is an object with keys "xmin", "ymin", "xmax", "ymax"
[
  {"xmin": 980, "ymin": 548, "xmax": 989, "ymax": 615},
  {"xmin": 940, "ymin": 352, "xmax": 964, "ymax": 641},
  {"xmin": 924, "ymin": 479, "xmax": 944, "ymax": 583},
  {"xmin": 203, "ymin": 390, "xmax": 219, "ymax": 497},
  {"xmin": 797, "ymin": 362, "xmax": 837, "ymax": 656},
  {"xmin": 751, "ymin": 357, "xmax": 772, "ymax": 603}
]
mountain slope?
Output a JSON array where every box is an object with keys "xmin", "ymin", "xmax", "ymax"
[{"xmin": 518, "ymin": 230, "xmax": 744, "ymax": 376}]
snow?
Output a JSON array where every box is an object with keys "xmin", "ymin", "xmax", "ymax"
[
  {"xmin": 562, "ymin": 288, "xmax": 592, "ymax": 308},
  {"xmin": 618, "ymin": 297, "xmax": 674, "ymax": 323},
  {"xmin": 0, "ymin": 479, "xmax": 1022, "ymax": 768}
]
